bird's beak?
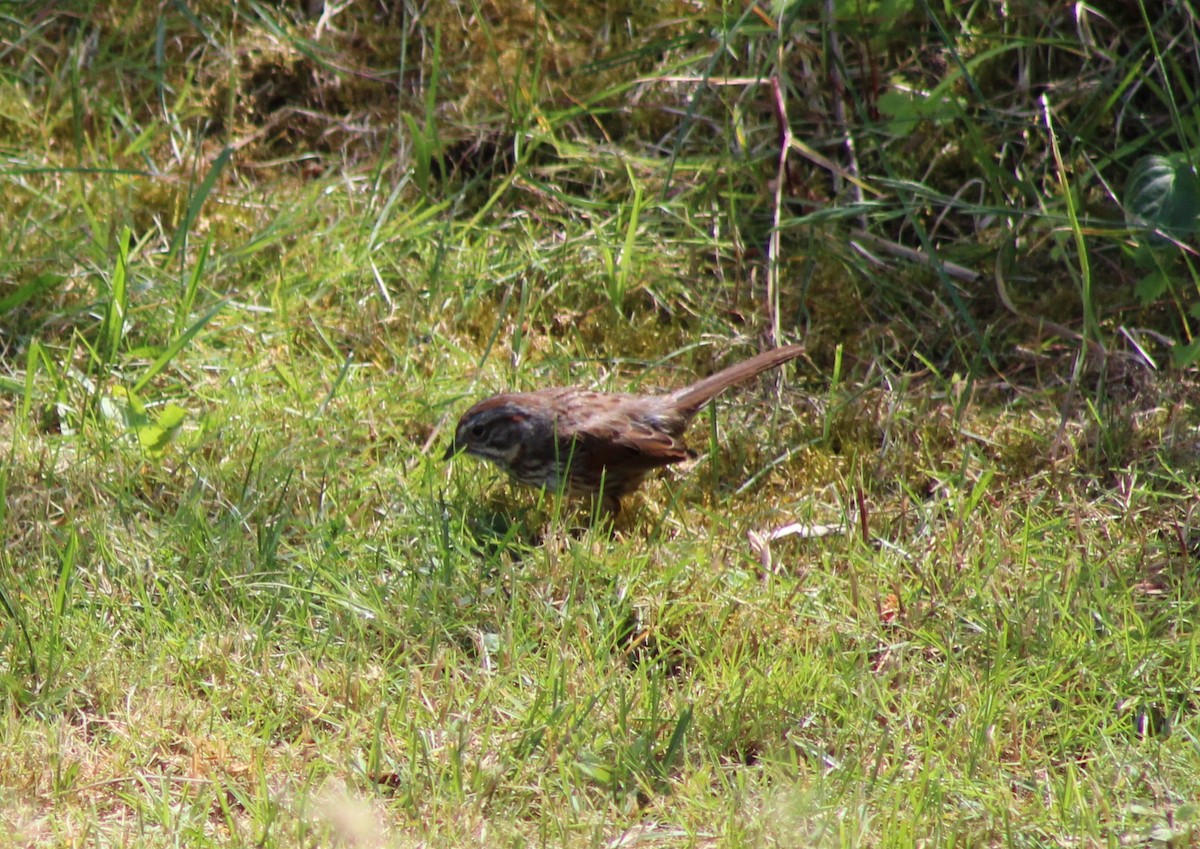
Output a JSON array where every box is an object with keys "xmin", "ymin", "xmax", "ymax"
[{"xmin": 443, "ymin": 440, "xmax": 460, "ymax": 461}]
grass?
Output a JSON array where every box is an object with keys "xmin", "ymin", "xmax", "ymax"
[{"xmin": 2, "ymin": 1, "xmax": 1200, "ymax": 846}]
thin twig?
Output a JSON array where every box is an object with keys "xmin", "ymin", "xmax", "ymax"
[
  {"xmin": 768, "ymin": 74, "xmax": 790, "ymax": 348},
  {"xmin": 849, "ymin": 229, "xmax": 980, "ymax": 282}
]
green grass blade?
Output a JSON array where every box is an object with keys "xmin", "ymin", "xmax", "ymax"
[
  {"xmin": 167, "ymin": 146, "xmax": 233, "ymax": 263},
  {"xmin": 131, "ymin": 298, "xmax": 227, "ymax": 394},
  {"xmin": 174, "ymin": 237, "xmax": 210, "ymax": 338},
  {"xmin": 98, "ymin": 227, "xmax": 131, "ymax": 369},
  {"xmin": 0, "ymin": 273, "xmax": 65, "ymax": 312}
]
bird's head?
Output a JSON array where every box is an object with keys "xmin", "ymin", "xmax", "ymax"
[{"xmin": 444, "ymin": 396, "xmax": 532, "ymax": 466}]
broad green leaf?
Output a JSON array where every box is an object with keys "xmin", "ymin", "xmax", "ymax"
[
  {"xmin": 1171, "ymin": 338, "xmax": 1200, "ymax": 367},
  {"xmin": 1133, "ymin": 269, "xmax": 1169, "ymax": 305},
  {"xmin": 1124, "ymin": 153, "xmax": 1200, "ymax": 239},
  {"xmin": 137, "ymin": 403, "xmax": 188, "ymax": 454}
]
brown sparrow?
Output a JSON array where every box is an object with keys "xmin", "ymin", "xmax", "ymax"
[{"xmin": 445, "ymin": 344, "xmax": 804, "ymax": 514}]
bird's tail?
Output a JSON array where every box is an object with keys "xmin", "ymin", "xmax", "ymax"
[{"xmin": 667, "ymin": 344, "xmax": 805, "ymax": 415}]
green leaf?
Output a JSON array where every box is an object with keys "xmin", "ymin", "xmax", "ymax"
[
  {"xmin": 1133, "ymin": 269, "xmax": 1169, "ymax": 305},
  {"xmin": 137, "ymin": 403, "xmax": 188, "ymax": 454},
  {"xmin": 876, "ymin": 90, "xmax": 920, "ymax": 138},
  {"xmin": 1124, "ymin": 153, "xmax": 1200, "ymax": 240},
  {"xmin": 877, "ymin": 87, "xmax": 963, "ymax": 138},
  {"xmin": 575, "ymin": 757, "xmax": 612, "ymax": 785},
  {"xmin": 1171, "ymin": 338, "xmax": 1200, "ymax": 368},
  {"xmin": 98, "ymin": 385, "xmax": 148, "ymax": 430}
]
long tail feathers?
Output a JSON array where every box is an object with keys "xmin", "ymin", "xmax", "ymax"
[{"xmin": 667, "ymin": 344, "xmax": 805, "ymax": 415}]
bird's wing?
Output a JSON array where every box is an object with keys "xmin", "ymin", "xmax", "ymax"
[
  {"xmin": 530, "ymin": 388, "xmax": 692, "ymax": 471},
  {"xmin": 571, "ymin": 402, "xmax": 693, "ymax": 472}
]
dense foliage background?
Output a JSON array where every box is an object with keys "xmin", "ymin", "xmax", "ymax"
[{"xmin": 1, "ymin": 2, "xmax": 1198, "ymax": 846}]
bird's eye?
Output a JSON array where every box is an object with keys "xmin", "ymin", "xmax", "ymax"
[{"xmin": 469, "ymin": 422, "xmax": 486, "ymax": 439}]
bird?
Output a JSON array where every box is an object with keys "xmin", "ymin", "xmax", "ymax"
[{"xmin": 443, "ymin": 344, "xmax": 805, "ymax": 515}]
